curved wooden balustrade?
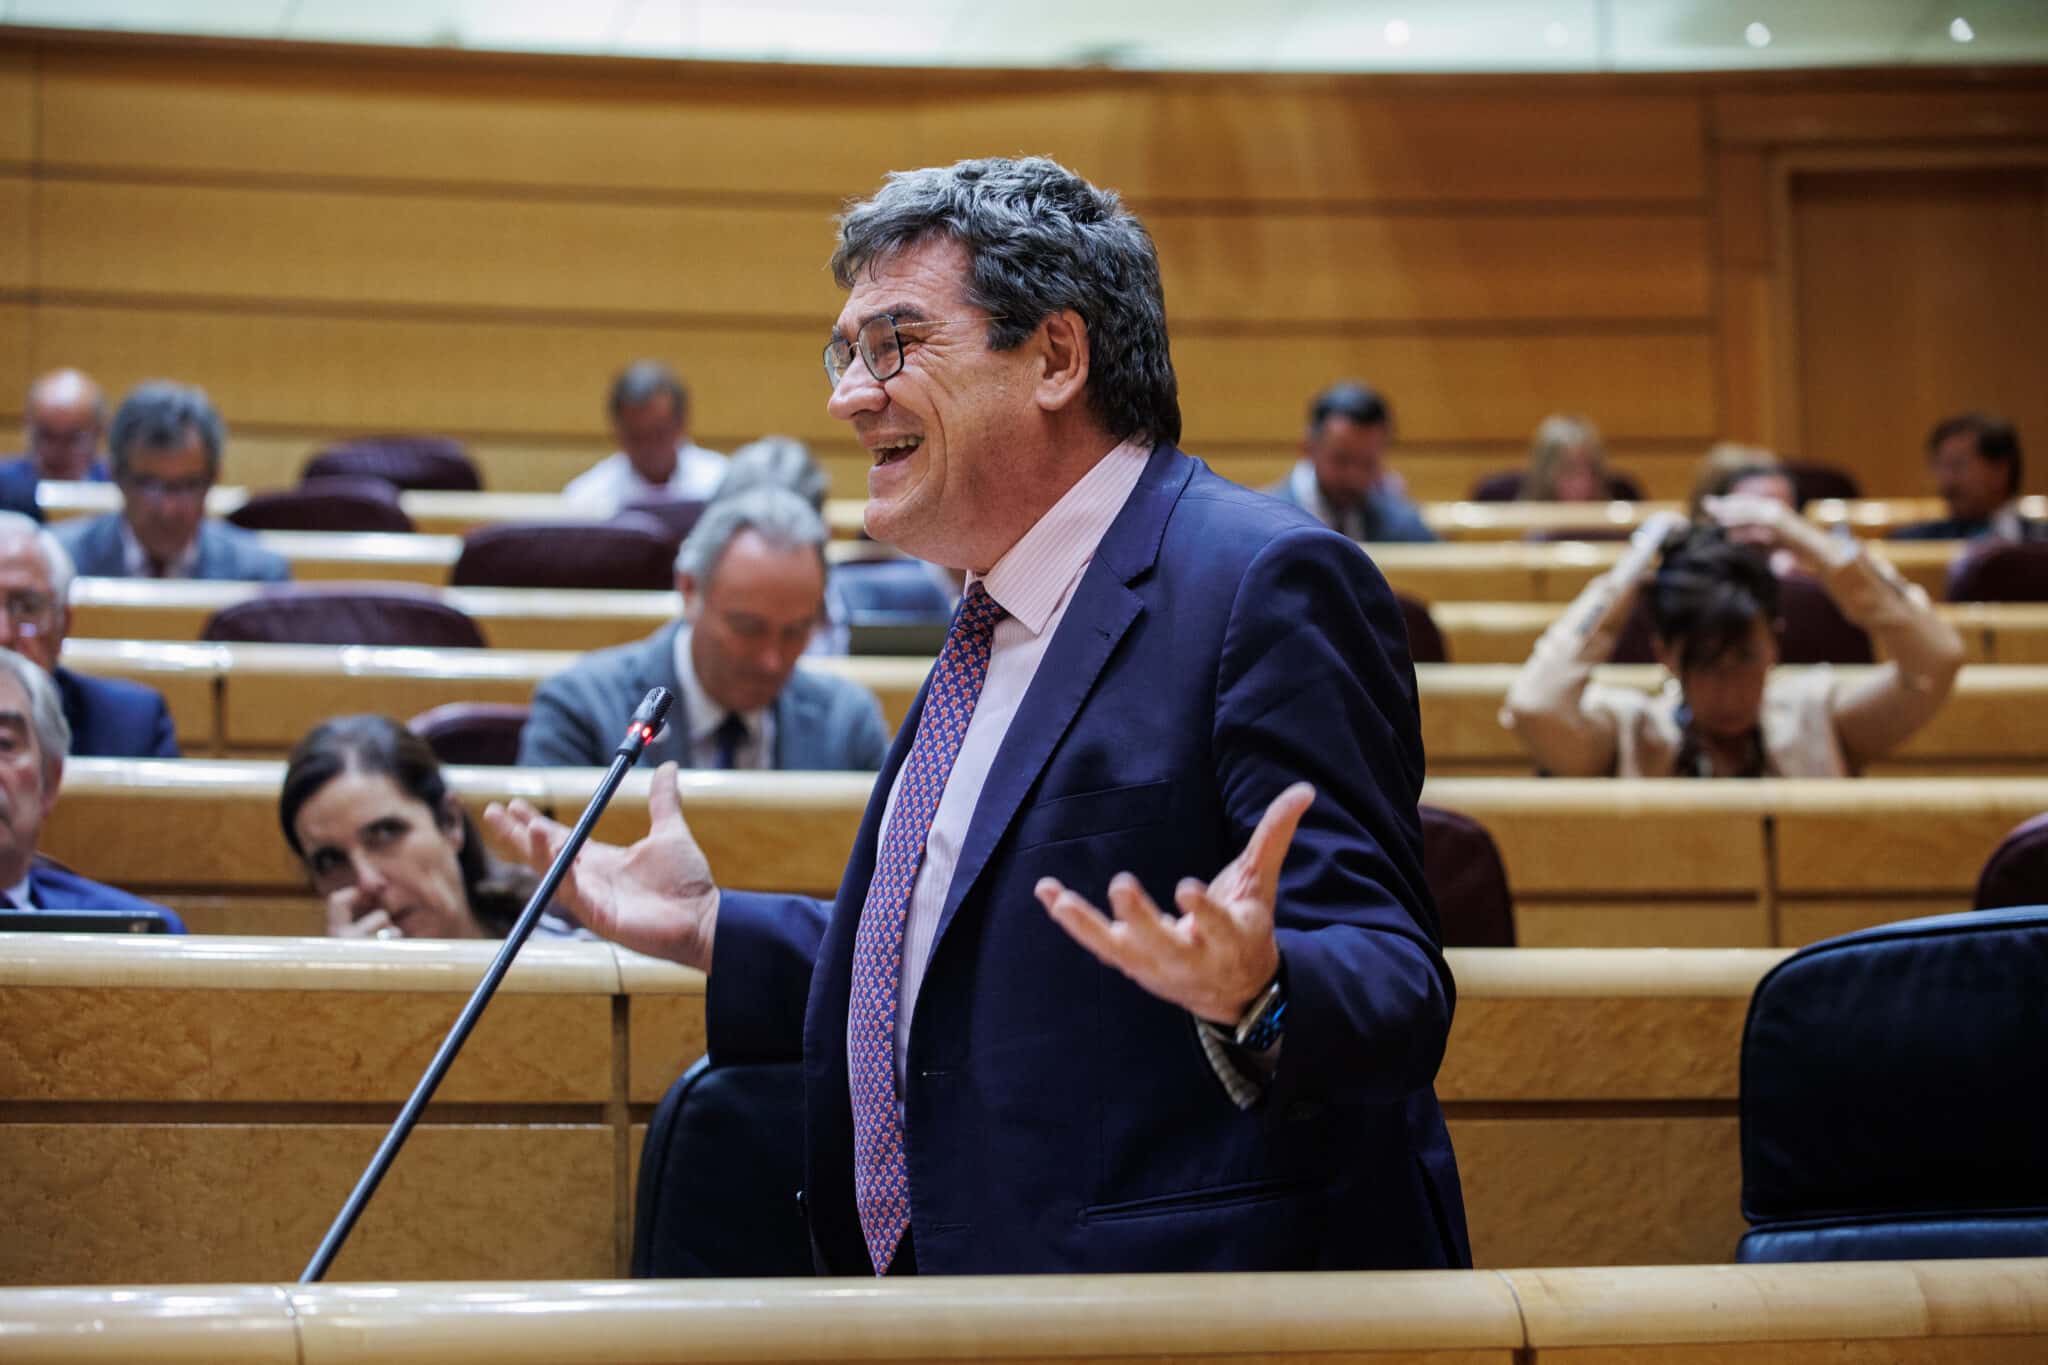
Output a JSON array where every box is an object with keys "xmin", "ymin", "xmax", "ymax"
[
  {"xmin": 39, "ymin": 763, "xmax": 2048, "ymax": 947},
  {"xmin": 42, "ymin": 479, "xmax": 2042, "ymax": 543},
  {"xmin": 0, "ymin": 936, "xmax": 1778, "ymax": 1282},
  {"xmin": 2, "ymin": 1261, "xmax": 2045, "ymax": 1362}
]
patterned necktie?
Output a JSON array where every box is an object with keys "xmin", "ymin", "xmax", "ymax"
[
  {"xmin": 848, "ymin": 580, "xmax": 1006, "ymax": 1274},
  {"xmin": 712, "ymin": 713, "xmax": 748, "ymax": 770}
]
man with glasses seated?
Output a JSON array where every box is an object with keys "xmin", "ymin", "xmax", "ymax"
[
  {"xmin": 0, "ymin": 511, "xmax": 178, "ymax": 759},
  {"xmin": 53, "ymin": 381, "xmax": 289, "ymax": 583}
]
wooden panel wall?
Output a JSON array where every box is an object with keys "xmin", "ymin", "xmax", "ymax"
[{"xmin": 0, "ymin": 33, "xmax": 2043, "ymax": 498}]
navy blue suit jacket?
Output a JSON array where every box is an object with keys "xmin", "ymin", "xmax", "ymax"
[
  {"xmin": 55, "ymin": 667, "xmax": 180, "ymax": 758},
  {"xmin": 28, "ymin": 860, "xmax": 184, "ymax": 931},
  {"xmin": 707, "ymin": 443, "xmax": 1467, "ymax": 1275},
  {"xmin": 0, "ymin": 458, "xmax": 41, "ymax": 522}
]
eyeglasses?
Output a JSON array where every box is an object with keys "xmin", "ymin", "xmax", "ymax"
[
  {"xmin": 822, "ymin": 314, "xmax": 1005, "ymax": 389},
  {"xmin": 123, "ymin": 474, "xmax": 213, "ymax": 503},
  {"xmin": 0, "ymin": 590, "xmax": 55, "ymax": 634},
  {"xmin": 29, "ymin": 426, "xmax": 98, "ymax": 452}
]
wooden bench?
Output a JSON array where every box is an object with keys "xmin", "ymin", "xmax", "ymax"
[
  {"xmin": 0, "ymin": 934, "xmax": 1779, "ymax": 1282},
  {"xmin": 1433, "ymin": 600, "xmax": 2048, "ymax": 665},
  {"xmin": 59, "ymin": 641, "xmax": 2039, "ymax": 785},
  {"xmin": 44, "ymin": 478, "xmax": 2037, "ymax": 544},
  {"xmin": 4, "ymin": 1260, "xmax": 2045, "ymax": 1363},
  {"xmin": 1418, "ymin": 662, "xmax": 2048, "ymax": 777},
  {"xmin": 38, "ymin": 762, "xmax": 2048, "ymax": 947}
]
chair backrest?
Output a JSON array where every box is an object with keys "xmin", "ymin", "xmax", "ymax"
[
  {"xmin": 225, "ymin": 477, "xmax": 414, "ymax": 534},
  {"xmin": 1946, "ymin": 540, "xmax": 2048, "ymax": 603},
  {"xmin": 632, "ymin": 1057, "xmax": 811, "ymax": 1277},
  {"xmin": 408, "ymin": 702, "xmax": 532, "ymax": 767},
  {"xmin": 452, "ymin": 521, "xmax": 677, "ymax": 591},
  {"xmin": 1397, "ymin": 593, "xmax": 1447, "ymax": 664},
  {"xmin": 618, "ymin": 498, "xmax": 708, "ymax": 549},
  {"xmin": 832, "ymin": 558, "xmax": 956, "ymax": 619},
  {"xmin": 1468, "ymin": 471, "xmax": 1523, "ymax": 502},
  {"xmin": 302, "ymin": 436, "xmax": 482, "ymax": 491},
  {"xmin": 1607, "ymin": 571, "xmax": 1874, "ymax": 667},
  {"xmin": 1736, "ymin": 906, "xmax": 2048, "ymax": 1263},
  {"xmin": 1466, "ymin": 470, "xmax": 1642, "ymax": 502},
  {"xmin": 1975, "ymin": 812, "xmax": 2048, "ymax": 911},
  {"xmin": 200, "ymin": 586, "xmax": 487, "ymax": 648},
  {"xmin": 1419, "ymin": 804, "xmax": 1515, "ymax": 947},
  {"xmin": 1779, "ymin": 460, "xmax": 1862, "ymax": 507}
]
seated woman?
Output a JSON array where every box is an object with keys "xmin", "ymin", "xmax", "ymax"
[
  {"xmin": 1501, "ymin": 498, "xmax": 1964, "ymax": 777},
  {"xmin": 280, "ymin": 714, "xmax": 577, "ymax": 939},
  {"xmin": 1519, "ymin": 414, "xmax": 1613, "ymax": 502}
]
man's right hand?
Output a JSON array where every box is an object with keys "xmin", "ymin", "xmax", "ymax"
[{"xmin": 483, "ymin": 761, "xmax": 720, "ymax": 971}]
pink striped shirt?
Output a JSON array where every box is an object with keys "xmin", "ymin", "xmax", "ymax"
[{"xmin": 866, "ymin": 437, "xmax": 1153, "ymax": 1095}]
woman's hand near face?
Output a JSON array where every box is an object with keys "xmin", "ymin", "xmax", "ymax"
[{"xmin": 326, "ymin": 885, "xmax": 397, "ymax": 939}]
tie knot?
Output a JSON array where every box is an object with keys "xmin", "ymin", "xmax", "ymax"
[
  {"xmin": 713, "ymin": 712, "xmax": 749, "ymax": 746},
  {"xmin": 955, "ymin": 581, "xmax": 1006, "ymax": 638}
]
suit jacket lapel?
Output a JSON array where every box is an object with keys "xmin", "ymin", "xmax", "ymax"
[{"xmin": 927, "ymin": 443, "xmax": 1193, "ymax": 948}]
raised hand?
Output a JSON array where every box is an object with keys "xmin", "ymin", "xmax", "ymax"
[
  {"xmin": 1035, "ymin": 782, "xmax": 1315, "ymax": 1025},
  {"xmin": 483, "ymin": 762, "xmax": 721, "ymax": 970}
]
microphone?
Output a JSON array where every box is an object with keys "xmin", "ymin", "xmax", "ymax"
[{"xmin": 300, "ymin": 687, "xmax": 675, "ymax": 1283}]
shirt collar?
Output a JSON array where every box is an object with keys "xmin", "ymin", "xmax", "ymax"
[
  {"xmin": 3, "ymin": 873, "xmax": 33, "ymax": 909},
  {"xmin": 971, "ymin": 437, "xmax": 1151, "ymax": 635},
  {"xmin": 671, "ymin": 624, "xmax": 768, "ymax": 744},
  {"xmin": 118, "ymin": 519, "xmax": 201, "ymax": 578}
]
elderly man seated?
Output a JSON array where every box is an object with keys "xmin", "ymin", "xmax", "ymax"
[
  {"xmin": 55, "ymin": 381, "xmax": 289, "ymax": 582},
  {"xmin": 0, "ymin": 649, "xmax": 183, "ymax": 926},
  {"xmin": 0, "ymin": 511, "xmax": 177, "ymax": 758},
  {"xmin": 518, "ymin": 484, "xmax": 886, "ymax": 770}
]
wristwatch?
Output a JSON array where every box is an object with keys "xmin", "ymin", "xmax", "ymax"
[{"xmin": 1208, "ymin": 971, "xmax": 1287, "ymax": 1052}]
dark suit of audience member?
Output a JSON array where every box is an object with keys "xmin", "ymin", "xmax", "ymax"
[
  {"xmin": 1263, "ymin": 382, "xmax": 1437, "ymax": 543},
  {"xmin": 56, "ymin": 667, "xmax": 178, "ymax": 759},
  {"xmin": 0, "ymin": 648, "xmax": 182, "ymax": 930},
  {"xmin": 53, "ymin": 380, "xmax": 289, "ymax": 583},
  {"xmin": 1891, "ymin": 413, "xmax": 2040, "ymax": 542},
  {"xmin": 0, "ymin": 510, "xmax": 181, "ymax": 759},
  {"xmin": 0, "ymin": 460, "xmax": 40, "ymax": 523},
  {"xmin": 20, "ymin": 858, "xmax": 184, "ymax": 929},
  {"xmin": 519, "ymin": 485, "xmax": 885, "ymax": 771}
]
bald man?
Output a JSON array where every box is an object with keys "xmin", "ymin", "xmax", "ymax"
[{"xmin": 7, "ymin": 370, "xmax": 112, "ymax": 484}]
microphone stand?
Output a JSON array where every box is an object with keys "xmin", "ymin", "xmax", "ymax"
[{"xmin": 300, "ymin": 686, "xmax": 675, "ymax": 1284}]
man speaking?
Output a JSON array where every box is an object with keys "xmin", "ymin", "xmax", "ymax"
[{"xmin": 489, "ymin": 157, "xmax": 1467, "ymax": 1276}]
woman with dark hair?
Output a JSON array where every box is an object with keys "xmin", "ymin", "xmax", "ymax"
[
  {"xmin": 280, "ymin": 714, "xmax": 572, "ymax": 939},
  {"xmin": 1501, "ymin": 497, "xmax": 1963, "ymax": 777}
]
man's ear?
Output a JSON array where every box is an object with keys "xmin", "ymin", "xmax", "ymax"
[
  {"xmin": 39, "ymin": 754, "xmax": 62, "ymax": 822},
  {"xmin": 1033, "ymin": 309, "xmax": 1091, "ymax": 415},
  {"xmin": 675, "ymin": 571, "xmax": 699, "ymax": 621}
]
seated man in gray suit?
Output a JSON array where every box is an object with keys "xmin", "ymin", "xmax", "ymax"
[
  {"xmin": 518, "ymin": 484, "xmax": 887, "ymax": 771},
  {"xmin": 53, "ymin": 381, "xmax": 290, "ymax": 582},
  {"xmin": 1263, "ymin": 380, "xmax": 1437, "ymax": 544}
]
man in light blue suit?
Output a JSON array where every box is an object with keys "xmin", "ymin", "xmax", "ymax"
[
  {"xmin": 53, "ymin": 381, "xmax": 289, "ymax": 583},
  {"xmin": 0, "ymin": 649, "xmax": 182, "ymax": 929},
  {"xmin": 518, "ymin": 485, "xmax": 886, "ymax": 771}
]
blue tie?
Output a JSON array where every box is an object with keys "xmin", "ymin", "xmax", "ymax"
[{"xmin": 713, "ymin": 713, "xmax": 748, "ymax": 769}]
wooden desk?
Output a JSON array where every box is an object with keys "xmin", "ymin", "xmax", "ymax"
[
  {"xmin": 1433, "ymin": 599, "xmax": 2048, "ymax": 665},
  {"xmin": 47, "ymin": 480, "xmax": 2031, "ymax": 547},
  {"xmin": 0, "ymin": 935, "xmax": 1780, "ymax": 1282},
  {"xmin": 4, "ymin": 1261, "xmax": 2046, "ymax": 1363},
  {"xmin": 39, "ymin": 763, "xmax": 2048, "ymax": 948},
  {"xmin": 1370, "ymin": 539, "xmax": 1961, "ymax": 604},
  {"xmin": 1418, "ymin": 662, "xmax": 2048, "ymax": 778}
]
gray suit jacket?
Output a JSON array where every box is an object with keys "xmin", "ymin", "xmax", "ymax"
[
  {"xmin": 517, "ymin": 623, "xmax": 888, "ymax": 771},
  {"xmin": 55, "ymin": 514, "xmax": 292, "ymax": 582}
]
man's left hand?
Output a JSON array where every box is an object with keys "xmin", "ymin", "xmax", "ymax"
[{"xmin": 1036, "ymin": 782, "xmax": 1315, "ymax": 1025}]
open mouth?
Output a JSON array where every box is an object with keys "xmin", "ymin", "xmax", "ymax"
[{"xmin": 871, "ymin": 435, "xmax": 922, "ymax": 468}]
